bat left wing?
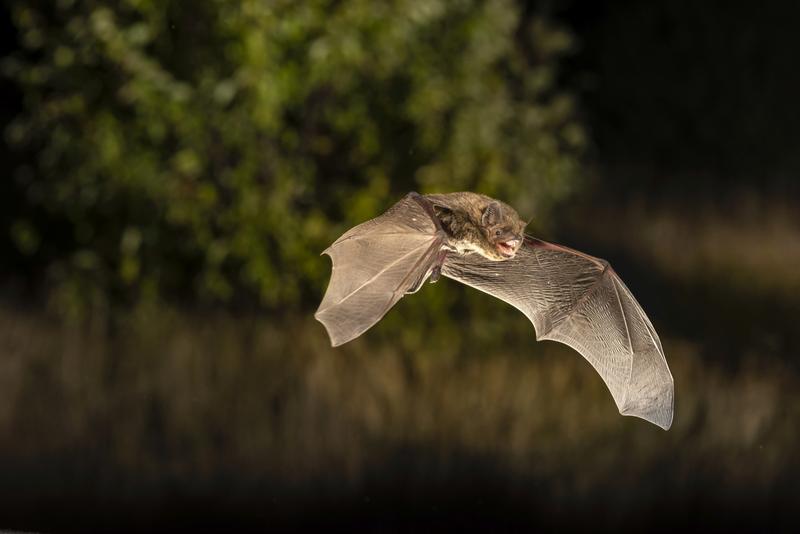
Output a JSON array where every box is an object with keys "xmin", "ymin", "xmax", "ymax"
[
  {"xmin": 441, "ymin": 236, "xmax": 674, "ymax": 429},
  {"xmin": 315, "ymin": 193, "xmax": 447, "ymax": 347}
]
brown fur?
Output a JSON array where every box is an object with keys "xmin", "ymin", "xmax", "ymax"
[{"xmin": 424, "ymin": 192, "xmax": 526, "ymax": 260}]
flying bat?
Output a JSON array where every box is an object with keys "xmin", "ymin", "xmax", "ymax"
[{"xmin": 315, "ymin": 192, "xmax": 674, "ymax": 429}]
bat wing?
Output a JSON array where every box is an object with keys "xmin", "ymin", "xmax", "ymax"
[
  {"xmin": 441, "ymin": 236, "xmax": 674, "ymax": 429},
  {"xmin": 315, "ymin": 193, "xmax": 447, "ymax": 347}
]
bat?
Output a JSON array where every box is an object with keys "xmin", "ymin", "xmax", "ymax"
[{"xmin": 315, "ymin": 192, "xmax": 674, "ymax": 430}]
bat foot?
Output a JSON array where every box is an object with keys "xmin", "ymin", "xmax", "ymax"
[{"xmin": 429, "ymin": 248, "xmax": 450, "ymax": 284}]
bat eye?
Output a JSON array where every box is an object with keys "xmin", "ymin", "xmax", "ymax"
[{"xmin": 494, "ymin": 229, "xmax": 502, "ymax": 237}]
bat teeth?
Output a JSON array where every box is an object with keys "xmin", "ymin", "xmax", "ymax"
[{"xmin": 496, "ymin": 239, "xmax": 520, "ymax": 258}]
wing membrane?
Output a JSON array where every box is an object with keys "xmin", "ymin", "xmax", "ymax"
[
  {"xmin": 315, "ymin": 194, "xmax": 445, "ymax": 346},
  {"xmin": 441, "ymin": 237, "xmax": 674, "ymax": 429}
]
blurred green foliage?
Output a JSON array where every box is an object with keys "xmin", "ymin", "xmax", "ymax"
[{"xmin": 4, "ymin": 0, "xmax": 583, "ymax": 313}]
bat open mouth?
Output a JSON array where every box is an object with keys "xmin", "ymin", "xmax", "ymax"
[{"xmin": 496, "ymin": 239, "xmax": 520, "ymax": 258}]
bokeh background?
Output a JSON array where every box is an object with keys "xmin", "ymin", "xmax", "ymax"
[{"xmin": 1, "ymin": 0, "xmax": 799, "ymax": 531}]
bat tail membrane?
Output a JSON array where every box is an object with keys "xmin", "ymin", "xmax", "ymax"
[{"xmin": 315, "ymin": 194, "xmax": 446, "ymax": 346}]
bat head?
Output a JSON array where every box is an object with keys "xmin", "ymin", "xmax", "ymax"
[{"xmin": 479, "ymin": 201, "xmax": 526, "ymax": 260}]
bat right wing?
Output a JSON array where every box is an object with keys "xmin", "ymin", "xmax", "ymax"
[
  {"xmin": 315, "ymin": 193, "xmax": 447, "ymax": 347},
  {"xmin": 441, "ymin": 237, "xmax": 674, "ymax": 430}
]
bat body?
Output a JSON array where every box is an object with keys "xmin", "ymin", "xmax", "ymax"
[{"xmin": 315, "ymin": 192, "xmax": 674, "ymax": 430}]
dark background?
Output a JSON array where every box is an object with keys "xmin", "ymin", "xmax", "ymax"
[{"xmin": 1, "ymin": 0, "xmax": 799, "ymax": 531}]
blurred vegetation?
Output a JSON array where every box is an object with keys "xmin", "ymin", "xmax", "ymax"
[
  {"xmin": 3, "ymin": 0, "xmax": 583, "ymax": 316},
  {"xmin": 1, "ymin": 305, "xmax": 797, "ymax": 530}
]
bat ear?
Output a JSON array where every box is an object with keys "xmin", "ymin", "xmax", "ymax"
[{"xmin": 482, "ymin": 202, "xmax": 502, "ymax": 227}]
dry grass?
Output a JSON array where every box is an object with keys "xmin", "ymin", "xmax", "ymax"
[
  {"xmin": 574, "ymin": 193, "xmax": 800, "ymax": 298},
  {"xmin": 0, "ymin": 306, "xmax": 797, "ymax": 510}
]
